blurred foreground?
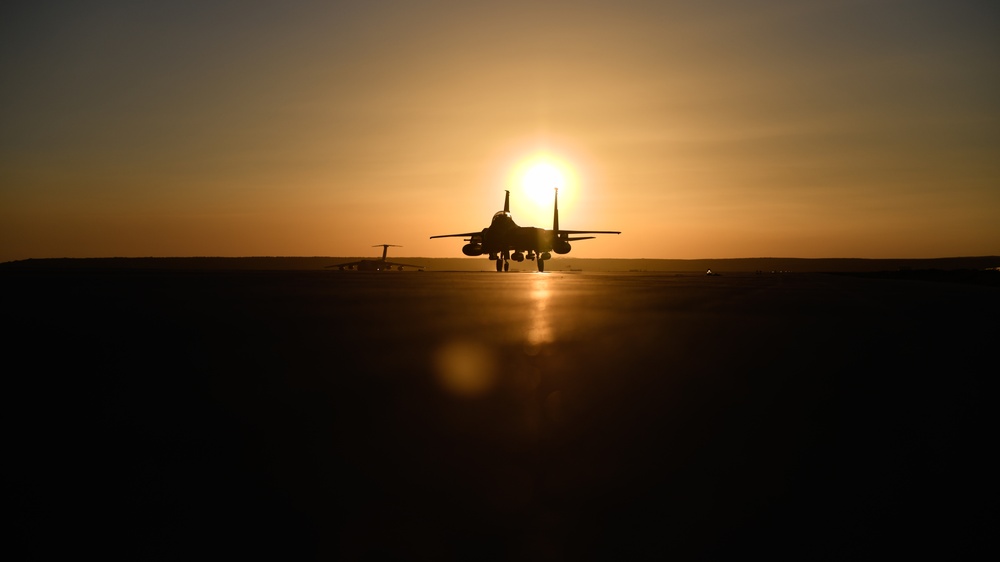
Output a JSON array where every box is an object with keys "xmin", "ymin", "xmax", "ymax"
[{"xmin": 6, "ymin": 268, "xmax": 994, "ymax": 559}]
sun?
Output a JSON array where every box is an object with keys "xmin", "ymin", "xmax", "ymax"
[
  {"xmin": 508, "ymin": 155, "xmax": 579, "ymax": 224},
  {"xmin": 522, "ymin": 162, "xmax": 565, "ymax": 208}
]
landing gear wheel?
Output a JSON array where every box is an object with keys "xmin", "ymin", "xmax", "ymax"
[
  {"xmin": 496, "ymin": 258, "xmax": 503, "ymax": 272},
  {"xmin": 503, "ymin": 261, "xmax": 510, "ymax": 272},
  {"xmin": 537, "ymin": 259, "xmax": 545, "ymax": 272}
]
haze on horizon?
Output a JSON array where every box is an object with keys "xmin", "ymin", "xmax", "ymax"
[{"xmin": 2, "ymin": 0, "xmax": 998, "ymax": 263}]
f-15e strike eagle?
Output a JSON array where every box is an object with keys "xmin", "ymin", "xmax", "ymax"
[{"xmin": 431, "ymin": 189, "xmax": 620, "ymax": 272}]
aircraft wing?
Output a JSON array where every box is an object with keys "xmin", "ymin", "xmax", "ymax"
[
  {"xmin": 430, "ymin": 232, "xmax": 482, "ymax": 239},
  {"xmin": 325, "ymin": 261, "xmax": 362, "ymax": 269},
  {"xmin": 384, "ymin": 261, "xmax": 424, "ymax": 269},
  {"xmin": 557, "ymin": 229, "xmax": 621, "ymax": 241}
]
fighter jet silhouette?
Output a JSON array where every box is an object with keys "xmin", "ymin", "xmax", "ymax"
[{"xmin": 431, "ymin": 189, "xmax": 619, "ymax": 272}]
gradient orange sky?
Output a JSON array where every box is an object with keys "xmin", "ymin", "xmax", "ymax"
[{"xmin": 2, "ymin": 1, "xmax": 998, "ymax": 262}]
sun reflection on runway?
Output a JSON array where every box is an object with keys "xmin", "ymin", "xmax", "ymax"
[{"xmin": 524, "ymin": 275, "xmax": 554, "ymax": 354}]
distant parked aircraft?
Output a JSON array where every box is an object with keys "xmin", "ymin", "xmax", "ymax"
[
  {"xmin": 430, "ymin": 189, "xmax": 619, "ymax": 272},
  {"xmin": 326, "ymin": 245, "xmax": 424, "ymax": 271}
]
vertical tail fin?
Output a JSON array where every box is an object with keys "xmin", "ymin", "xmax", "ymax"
[
  {"xmin": 374, "ymin": 244, "xmax": 401, "ymax": 261},
  {"xmin": 553, "ymin": 188, "xmax": 560, "ymax": 232},
  {"xmin": 503, "ymin": 190, "xmax": 510, "ymax": 213}
]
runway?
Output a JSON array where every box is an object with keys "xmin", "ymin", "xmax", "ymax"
[{"xmin": 6, "ymin": 268, "xmax": 994, "ymax": 559}]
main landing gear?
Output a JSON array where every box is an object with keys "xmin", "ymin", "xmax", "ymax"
[
  {"xmin": 493, "ymin": 253, "xmax": 548, "ymax": 272},
  {"xmin": 495, "ymin": 251, "xmax": 512, "ymax": 272}
]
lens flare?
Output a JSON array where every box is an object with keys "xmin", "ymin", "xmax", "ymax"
[{"xmin": 433, "ymin": 340, "xmax": 497, "ymax": 398}]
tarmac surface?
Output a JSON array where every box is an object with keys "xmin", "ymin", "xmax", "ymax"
[{"xmin": 6, "ymin": 268, "xmax": 995, "ymax": 559}]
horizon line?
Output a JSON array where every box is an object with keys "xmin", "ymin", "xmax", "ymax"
[{"xmin": 5, "ymin": 255, "xmax": 999, "ymax": 264}]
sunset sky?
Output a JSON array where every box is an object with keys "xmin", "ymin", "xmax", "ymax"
[{"xmin": 2, "ymin": 0, "xmax": 998, "ymax": 262}]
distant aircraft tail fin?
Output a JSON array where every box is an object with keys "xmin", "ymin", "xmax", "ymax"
[
  {"xmin": 374, "ymin": 244, "xmax": 401, "ymax": 261},
  {"xmin": 503, "ymin": 190, "xmax": 510, "ymax": 213}
]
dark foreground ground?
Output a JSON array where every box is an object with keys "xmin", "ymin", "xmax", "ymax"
[{"xmin": 5, "ymin": 268, "xmax": 996, "ymax": 560}]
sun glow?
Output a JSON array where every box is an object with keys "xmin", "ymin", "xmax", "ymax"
[
  {"xmin": 522, "ymin": 163, "xmax": 564, "ymax": 207},
  {"xmin": 509, "ymin": 155, "xmax": 580, "ymax": 226}
]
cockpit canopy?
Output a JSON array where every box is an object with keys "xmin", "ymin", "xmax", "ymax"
[{"xmin": 491, "ymin": 211, "xmax": 514, "ymax": 226}]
